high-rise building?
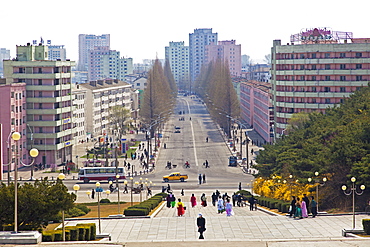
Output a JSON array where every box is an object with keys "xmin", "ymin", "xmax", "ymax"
[
  {"xmin": 0, "ymin": 48, "xmax": 11, "ymax": 77},
  {"xmin": 47, "ymin": 45, "xmax": 67, "ymax": 61},
  {"xmin": 78, "ymin": 34, "xmax": 110, "ymax": 71},
  {"xmin": 271, "ymin": 28, "xmax": 370, "ymax": 137},
  {"xmin": 205, "ymin": 40, "xmax": 242, "ymax": 77},
  {"xmin": 3, "ymin": 43, "xmax": 75, "ymax": 166},
  {"xmin": 165, "ymin": 41, "xmax": 190, "ymax": 91},
  {"xmin": 88, "ymin": 46, "xmax": 133, "ymax": 81},
  {"xmin": 189, "ymin": 28, "xmax": 218, "ymax": 84}
]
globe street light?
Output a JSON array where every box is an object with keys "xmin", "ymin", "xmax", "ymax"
[
  {"xmin": 307, "ymin": 172, "xmax": 327, "ymax": 213},
  {"xmin": 342, "ymin": 177, "xmax": 365, "ymax": 229},
  {"xmin": 116, "ymin": 174, "xmax": 121, "ymax": 214},
  {"xmin": 95, "ymin": 182, "xmax": 104, "ymax": 233},
  {"xmin": 130, "ymin": 177, "xmax": 134, "ymax": 206},
  {"xmin": 11, "ymin": 131, "xmax": 39, "ymax": 233},
  {"xmin": 57, "ymin": 173, "xmax": 66, "ymax": 241}
]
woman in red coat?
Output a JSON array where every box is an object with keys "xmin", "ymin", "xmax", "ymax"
[{"xmin": 190, "ymin": 193, "xmax": 197, "ymax": 207}]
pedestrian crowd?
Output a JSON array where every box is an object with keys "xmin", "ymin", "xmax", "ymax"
[{"xmin": 289, "ymin": 194, "xmax": 318, "ymax": 219}]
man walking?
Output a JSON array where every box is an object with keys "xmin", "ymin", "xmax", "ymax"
[
  {"xmin": 198, "ymin": 174, "xmax": 202, "ymax": 184},
  {"xmin": 310, "ymin": 196, "xmax": 318, "ymax": 218},
  {"xmin": 197, "ymin": 213, "xmax": 206, "ymax": 239}
]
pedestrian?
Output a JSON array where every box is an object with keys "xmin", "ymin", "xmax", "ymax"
[
  {"xmin": 167, "ymin": 184, "xmax": 171, "ymax": 193},
  {"xmin": 232, "ymin": 192, "xmax": 237, "ymax": 207},
  {"xmin": 202, "ymin": 174, "xmax": 206, "ymax": 183},
  {"xmin": 238, "ymin": 182, "xmax": 242, "ymax": 191},
  {"xmin": 310, "ymin": 196, "xmax": 318, "ymax": 218},
  {"xmin": 225, "ymin": 199, "xmax": 234, "ymax": 216},
  {"xmin": 289, "ymin": 196, "xmax": 296, "ymax": 217},
  {"xmin": 123, "ymin": 184, "xmax": 128, "ymax": 194},
  {"xmin": 237, "ymin": 193, "xmax": 242, "ymax": 207},
  {"xmin": 190, "ymin": 193, "xmax": 197, "ymax": 207},
  {"xmin": 211, "ymin": 192, "xmax": 217, "ymax": 206},
  {"xmin": 301, "ymin": 198, "xmax": 308, "ymax": 218},
  {"xmin": 164, "ymin": 143, "xmax": 167, "ymax": 149},
  {"xmin": 181, "ymin": 189, "xmax": 184, "ymax": 196},
  {"xmin": 206, "ymin": 137, "xmax": 208, "ymax": 143},
  {"xmin": 201, "ymin": 193, "xmax": 207, "ymax": 207},
  {"xmin": 302, "ymin": 194, "xmax": 310, "ymax": 214},
  {"xmin": 171, "ymin": 194, "xmax": 176, "ymax": 208},
  {"xmin": 198, "ymin": 174, "xmax": 202, "ymax": 184},
  {"xmin": 176, "ymin": 198, "xmax": 185, "ymax": 217},
  {"xmin": 294, "ymin": 197, "xmax": 303, "ymax": 219},
  {"xmin": 166, "ymin": 193, "xmax": 172, "ymax": 208},
  {"xmin": 217, "ymin": 196, "xmax": 225, "ymax": 214},
  {"xmin": 205, "ymin": 160, "xmax": 209, "ymax": 168},
  {"xmin": 248, "ymin": 195, "xmax": 255, "ymax": 211},
  {"xmin": 147, "ymin": 187, "xmax": 152, "ymax": 197},
  {"xmin": 197, "ymin": 213, "xmax": 206, "ymax": 239},
  {"xmin": 91, "ymin": 189, "xmax": 95, "ymax": 200}
]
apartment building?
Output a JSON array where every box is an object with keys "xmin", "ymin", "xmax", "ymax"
[
  {"xmin": 3, "ymin": 43, "xmax": 75, "ymax": 166},
  {"xmin": 189, "ymin": 28, "xmax": 218, "ymax": 84},
  {"xmin": 240, "ymin": 80, "xmax": 273, "ymax": 143},
  {"xmin": 78, "ymin": 34, "xmax": 110, "ymax": 71},
  {"xmin": 48, "ymin": 45, "xmax": 67, "ymax": 61},
  {"xmin": 88, "ymin": 46, "xmax": 133, "ymax": 81},
  {"xmin": 0, "ymin": 48, "xmax": 10, "ymax": 77},
  {"xmin": 205, "ymin": 40, "xmax": 242, "ymax": 77},
  {"xmin": 165, "ymin": 41, "xmax": 190, "ymax": 90},
  {"xmin": 79, "ymin": 79, "xmax": 133, "ymax": 138},
  {"xmin": 271, "ymin": 28, "xmax": 370, "ymax": 136},
  {"xmin": 72, "ymin": 84, "xmax": 87, "ymax": 144}
]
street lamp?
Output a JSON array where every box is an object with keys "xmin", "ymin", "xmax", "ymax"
[
  {"xmin": 95, "ymin": 182, "xmax": 104, "ymax": 234},
  {"xmin": 341, "ymin": 177, "xmax": 365, "ymax": 229},
  {"xmin": 11, "ymin": 131, "xmax": 39, "ymax": 233},
  {"xmin": 307, "ymin": 172, "xmax": 327, "ymax": 212},
  {"xmin": 116, "ymin": 174, "xmax": 121, "ymax": 214},
  {"xmin": 130, "ymin": 177, "xmax": 134, "ymax": 206},
  {"xmin": 58, "ymin": 173, "xmax": 66, "ymax": 241}
]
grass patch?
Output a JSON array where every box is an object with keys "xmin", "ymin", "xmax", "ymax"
[{"xmin": 77, "ymin": 202, "xmax": 139, "ymax": 218}]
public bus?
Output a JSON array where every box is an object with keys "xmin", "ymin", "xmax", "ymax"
[{"xmin": 78, "ymin": 167, "xmax": 126, "ymax": 183}]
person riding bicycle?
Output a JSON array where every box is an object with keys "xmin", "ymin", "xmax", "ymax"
[{"xmin": 185, "ymin": 161, "xmax": 190, "ymax": 168}]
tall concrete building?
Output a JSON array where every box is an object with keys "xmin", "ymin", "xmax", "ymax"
[
  {"xmin": 78, "ymin": 34, "xmax": 110, "ymax": 71},
  {"xmin": 47, "ymin": 45, "xmax": 67, "ymax": 61},
  {"xmin": 189, "ymin": 28, "xmax": 218, "ymax": 85},
  {"xmin": 0, "ymin": 48, "xmax": 11, "ymax": 77},
  {"xmin": 3, "ymin": 43, "xmax": 76, "ymax": 166},
  {"xmin": 271, "ymin": 28, "xmax": 370, "ymax": 137},
  {"xmin": 205, "ymin": 40, "xmax": 242, "ymax": 77},
  {"xmin": 165, "ymin": 41, "xmax": 190, "ymax": 91},
  {"xmin": 88, "ymin": 46, "xmax": 133, "ymax": 81}
]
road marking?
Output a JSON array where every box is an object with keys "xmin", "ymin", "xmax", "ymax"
[{"xmin": 184, "ymin": 98, "xmax": 199, "ymax": 167}]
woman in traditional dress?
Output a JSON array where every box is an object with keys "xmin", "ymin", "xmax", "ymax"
[
  {"xmin": 294, "ymin": 197, "xmax": 303, "ymax": 219},
  {"xmin": 201, "ymin": 193, "xmax": 207, "ymax": 207},
  {"xmin": 176, "ymin": 198, "xmax": 185, "ymax": 216},
  {"xmin": 190, "ymin": 193, "xmax": 197, "ymax": 207},
  {"xmin": 217, "ymin": 196, "xmax": 225, "ymax": 213},
  {"xmin": 170, "ymin": 194, "xmax": 176, "ymax": 208},
  {"xmin": 301, "ymin": 199, "xmax": 308, "ymax": 218},
  {"xmin": 225, "ymin": 199, "xmax": 234, "ymax": 216},
  {"xmin": 166, "ymin": 193, "xmax": 172, "ymax": 208}
]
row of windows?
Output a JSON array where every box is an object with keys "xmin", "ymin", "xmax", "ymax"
[
  {"xmin": 276, "ymin": 63, "xmax": 365, "ymax": 70},
  {"xmin": 276, "ymin": 75, "xmax": 366, "ymax": 81},
  {"xmin": 276, "ymin": 86, "xmax": 360, "ymax": 92},
  {"xmin": 276, "ymin": 52, "xmax": 366, "ymax": 60}
]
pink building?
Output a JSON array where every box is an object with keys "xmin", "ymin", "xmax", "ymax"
[
  {"xmin": 205, "ymin": 40, "xmax": 242, "ymax": 77},
  {"xmin": 272, "ymin": 28, "xmax": 370, "ymax": 136},
  {"xmin": 0, "ymin": 79, "xmax": 27, "ymax": 175},
  {"xmin": 240, "ymin": 80, "xmax": 273, "ymax": 143}
]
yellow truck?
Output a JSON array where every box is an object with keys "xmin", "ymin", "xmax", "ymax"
[{"xmin": 163, "ymin": 172, "xmax": 188, "ymax": 182}]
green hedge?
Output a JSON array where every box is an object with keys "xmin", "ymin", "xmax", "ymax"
[
  {"xmin": 124, "ymin": 193, "xmax": 166, "ymax": 216},
  {"xmin": 42, "ymin": 223, "xmax": 96, "ymax": 242},
  {"xmin": 245, "ymin": 195, "xmax": 290, "ymax": 213},
  {"xmin": 363, "ymin": 219, "xmax": 370, "ymax": 234}
]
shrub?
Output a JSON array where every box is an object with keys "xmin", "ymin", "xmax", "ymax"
[
  {"xmin": 66, "ymin": 207, "xmax": 85, "ymax": 218},
  {"xmin": 65, "ymin": 227, "xmax": 78, "ymax": 241},
  {"xmin": 77, "ymin": 223, "xmax": 96, "ymax": 240},
  {"xmin": 77, "ymin": 227, "xmax": 85, "ymax": 241},
  {"xmin": 53, "ymin": 230, "xmax": 63, "ymax": 241},
  {"xmin": 124, "ymin": 208, "xmax": 147, "ymax": 216},
  {"xmin": 363, "ymin": 219, "xmax": 370, "ymax": 234},
  {"xmin": 42, "ymin": 231, "xmax": 54, "ymax": 242},
  {"xmin": 75, "ymin": 204, "xmax": 91, "ymax": 214},
  {"xmin": 100, "ymin": 198, "xmax": 111, "ymax": 203}
]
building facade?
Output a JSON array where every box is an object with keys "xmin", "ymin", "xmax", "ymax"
[
  {"xmin": 0, "ymin": 48, "xmax": 11, "ymax": 77},
  {"xmin": 189, "ymin": 28, "xmax": 218, "ymax": 84},
  {"xmin": 47, "ymin": 45, "xmax": 67, "ymax": 61},
  {"xmin": 0, "ymin": 80, "xmax": 27, "ymax": 172},
  {"xmin": 78, "ymin": 34, "xmax": 110, "ymax": 71},
  {"xmin": 3, "ymin": 43, "xmax": 75, "ymax": 166},
  {"xmin": 205, "ymin": 40, "xmax": 242, "ymax": 77},
  {"xmin": 88, "ymin": 46, "xmax": 133, "ymax": 81},
  {"xmin": 240, "ymin": 80, "xmax": 273, "ymax": 143},
  {"xmin": 271, "ymin": 28, "xmax": 370, "ymax": 137},
  {"xmin": 165, "ymin": 41, "xmax": 190, "ymax": 91},
  {"xmin": 79, "ymin": 79, "xmax": 132, "ymax": 139}
]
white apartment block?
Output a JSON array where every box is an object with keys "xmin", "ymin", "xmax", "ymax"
[
  {"xmin": 78, "ymin": 79, "xmax": 132, "ymax": 138},
  {"xmin": 72, "ymin": 84, "xmax": 87, "ymax": 144},
  {"xmin": 0, "ymin": 48, "xmax": 10, "ymax": 77},
  {"xmin": 78, "ymin": 34, "xmax": 110, "ymax": 71},
  {"xmin": 47, "ymin": 45, "xmax": 67, "ymax": 61},
  {"xmin": 165, "ymin": 41, "xmax": 190, "ymax": 91}
]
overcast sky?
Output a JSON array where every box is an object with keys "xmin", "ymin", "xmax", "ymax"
[{"xmin": 1, "ymin": 0, "xmax": 369, "ymax": 64}]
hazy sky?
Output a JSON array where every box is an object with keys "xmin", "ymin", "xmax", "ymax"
[{"xmin": 2, "ymin": 0, "xmax": 369, "ymax": 64}]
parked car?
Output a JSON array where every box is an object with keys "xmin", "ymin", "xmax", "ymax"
[{"xmin": 163, "ymin": 172, "xmax": 188, "ymax": 182}]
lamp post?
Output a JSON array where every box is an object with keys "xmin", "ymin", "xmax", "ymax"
[
  {"xmin": 341, "ymin": 177, "xmax": 365, "ymax": 229},
  {"xmin": 307, "ymin": 172, "xmax": 327, "ymax": 213},
  {"xmin": 95, "ymin": 182, "xmax": 103, "ymax": 234},
  {"xmin": 116, "ymin": 174, "xmax": 121, "ymax": 214},
  {"xmin": 11, "ymin": 131, "xmax": 39, "ymax": 233},
  {"xmin": 130, "ymin": 177, "xmax": 134, "ymax": 206},
  {"xmin": 57, "ymin": 173, "xmax": 66, "ymax": 241}
]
